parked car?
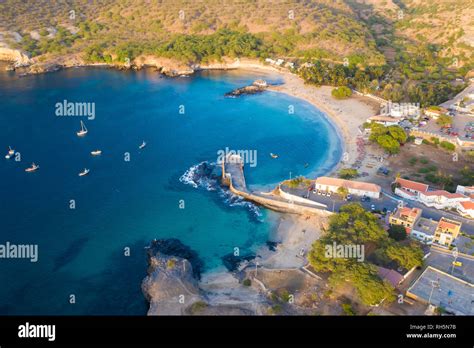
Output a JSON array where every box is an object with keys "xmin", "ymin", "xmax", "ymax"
[
  {"xmin": 327, "ymin": 192, "xmax": 332, "ymax": 198},
  {"xmin": 361, "ymin": 196, "xmax": 371, "ymax": 202},
  {"xmin": 371, "ymin": 204, "xmax": 375, "ymax": 211}
]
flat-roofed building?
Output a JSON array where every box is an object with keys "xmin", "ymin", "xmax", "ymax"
[
  {"xmin": 411, "ymin": 218, "xmax": 438, "ymax": 243},
  {"xmin": 406, "ymin": 266, "xmax": 473, "ymax": 315},
  {"xmin": 314, "ymin": 176, "xmax": 381, "ymax": 199},
  {"xmin": 389, "ymin": 207, "xmax": 422, "ymax": 233},
  {"xmin": 434, "ymin": 217, "xmax": 462, "ymax": 247}
]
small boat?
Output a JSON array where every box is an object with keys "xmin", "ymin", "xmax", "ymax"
[
  {"xmin": 77, "ymin": 121, "xmax": 88, "ymax": 137},
  {"xmin": 78, "ymin": 168, "xmax": 90, "ymax": 176},
  {"xmin": 25, "ymin": 163, "xmax": 39, "ymax": 172},
  {"xmin": 139, "ymin": 141, "xmax": 146, "ymax": 149},
  {"xmin": 91, "ymin": 150, "xmax": 102, "ymax": 156},
  {"xmin": 5, "ymin": 146, "xmax": 15, "ymax": 159},
  {"xmin": 270, "ymin": 153, "xmax": 278, "ymax": 159}
]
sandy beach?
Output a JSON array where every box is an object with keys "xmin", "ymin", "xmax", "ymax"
[{"xmin": 267, "ymin": 72, "xmax": 380, "ymax": 174}]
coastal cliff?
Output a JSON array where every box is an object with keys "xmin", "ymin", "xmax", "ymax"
[{"xmin": 0, "ymin": 46, "xmax": 30, "ymax": 67}]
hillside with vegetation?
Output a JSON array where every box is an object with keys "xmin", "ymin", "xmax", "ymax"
[
  {"xmin": 0, "ymin": 0, "xmax": 384, "ymax": 65},
  {"xmin": 0, "ymin": 0, "xmax": 472, "ymax": 105}
]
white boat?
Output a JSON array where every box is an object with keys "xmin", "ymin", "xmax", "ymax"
[
  {"xmin": 5, "ymin": 146, "xmax": 14, "ymax": 159},
  {"xmin": 77, "ymin": 121, "xmax": 88, "ymax": 137},
  {"xmin": 270, "ymin": 153, "xmax": 278, "ymax": 159},
  {"xmin": 78, "ymin": 168, "xmax": 90, "ymax": 176},
  {"xmin": 91, "ymin": 150, "xmax": 102, "ymax": 156},
  {"xmin": 139, "ymin": 141, "xmax": 146, "ymax": 149},
  {"xmin": 25, "ymin": 163, "xmax": 39, "ymax": 172}
]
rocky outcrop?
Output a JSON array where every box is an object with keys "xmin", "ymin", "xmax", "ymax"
[
  {"xmin": 142, "ymin": 239, "xmax": 268, "ymax": 315},
  {"xmin": 0, "ymin": 47, "xmax": 30, "ymax": 67},
  {"xmin": 133, "ymin": 55, "xmax": 194, "ymax": 76},
  {"xmin": 225, "ymin": 84, "xmax": 267, "ymax": 97}
]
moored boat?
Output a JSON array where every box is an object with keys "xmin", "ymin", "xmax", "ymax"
[
  {"xmin": 25, "ymin": 163, "xmax": 39, "ymax": 172},
  {"xmin": 79, "ymin": 168, "xmax": 90, "ymax": 176},
  {"xmin": 77, "ymin": 121, "xmax": 88, "ymax": 137}
]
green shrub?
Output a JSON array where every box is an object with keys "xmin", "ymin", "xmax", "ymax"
[
  {"xmin": 331, "ymin": 86, "xmax": 352, "ymax": 99},
  {"xmin": 440, "ymin": 141, "xmax": 455, "ymax": 151}
]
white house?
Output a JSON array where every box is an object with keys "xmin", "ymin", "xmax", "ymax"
[
  {"xmin": 418, "ymin": 190, "xmax": 469, "ymax": 210},
  {"xmin": 314, "ymin": 177, "xmax": 381, "ymax": 199},
  {"xmin": 394, "ymin": 178, "xmax": 429, "ymax": 201},
  {"xmin": 367, "ymin": 115, "xmax": 400, "ymax": 126},
  {"xmin": 456, "ymin": 185, "xmax": 474, "ymax": 196}
]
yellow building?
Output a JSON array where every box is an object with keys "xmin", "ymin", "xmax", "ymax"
[
  {"xmin": 433, "ymin": 217, "xmax": 462, "ymax": 247},
  {"xmin": 389, "ymin": 207, "xmax": 422, "ymax": 233}
]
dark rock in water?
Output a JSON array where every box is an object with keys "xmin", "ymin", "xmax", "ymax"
[
  {"xmin": 147, "ymin": 238, "xmax": 204, "ymax": 279},
  {"xmin": 225, "ymin": 85, "xmax": 266, "ymax": 97},
  {"xmin": 266, "ymin": 241, "xmax": 278, "ymax": 251},
  {"xmin": 221, "ymin": 253, "xmax": 254, "ymax": 272}
]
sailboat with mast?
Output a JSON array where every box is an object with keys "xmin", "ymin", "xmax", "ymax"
[{"xmin": 77, "ymin": 120, "xmax": 88, "ymax": 137}]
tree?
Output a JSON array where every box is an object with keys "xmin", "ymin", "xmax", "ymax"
[
  {"xmin": 385, "ymin": 242, "xmax": 424, "ymax": 269},
  {"xmin": 338, "ymin": 168, "xmax": 358, "ymax": 179},
  {"xmin": 332, "ymin": 86, "xmax": 352, "ymax": 99},
  {"xmin": 436, "ymin": 114, "xmax": 452, "ymax": 127},
  {"xmin": 388, "ymin": 224, "xmax": 407, "ymax": 241},
  {"xmin": 387, "ymin": 125, "xmax": 407, "ymax": 144},
  {"xmin": 337, "ymin": 186, "xmax": 349, "ymax": 198},
  {"xmin": 377, "ymin": 134, "xmax": 400, "ymax": 154}
]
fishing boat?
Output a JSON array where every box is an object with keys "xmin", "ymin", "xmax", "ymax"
[
  {"xmin": 25, "ymin": 163, "xmax": 39, "ymax": 172},
  {"xmin": 78, "ymin": 168, "xmax": 90, "ymax": 176},
  {"xmin": 77, "ymin": 121, "xmax": 88, "ymax": 137},
  {"xmin": 139, "ymin": 141, "xmax": 146, "ymax": 149},
  {"xmin": 91, "ymin": 150, "xmax": 102, "ymax": 156},
  {"xmin": 270, "ymin": 153, "xmax": 278, "ymax": 159},
  {"xmin": 5, "ymin": 146, "xmax": 15, "ymax": 159}
]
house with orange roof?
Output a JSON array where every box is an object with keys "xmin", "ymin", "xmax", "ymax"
[
  {"xmin": 457, "ymin": 201, "xmax": 474, "ymax": 219},
  {"xmin": 393, "ymin": 177, "xmax": 429, "ymax": 200},
  {"xmin": 314, "ymin": 176, "xmax": 381, "ymax": 199},
  {"xmin": 388, "ymin": 207, "xmax": 422, "ymax": 233}
]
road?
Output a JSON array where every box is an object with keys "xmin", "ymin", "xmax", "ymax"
[{"xmin": 284, "ymin": 186, "xmax": 474, "ymax": 235}]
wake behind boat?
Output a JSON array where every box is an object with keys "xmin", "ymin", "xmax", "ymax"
[
  {"xmin": 91, "ymin": 150, "xmax": 102, "ymax": 156},
  {"xmin": 79, "ymin": 168, "xmax": 90, "ymax": 176},
  {"xmin": 77, "ymin": 120, "xmax": 88, "ymax": 137},
  {"xmin": 139, "ymin": 141, "xmax": 146, "ymax": 149},
  {"xmin": 25, "ymin": 163, "xmax": 39, "ymax": 172}
]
